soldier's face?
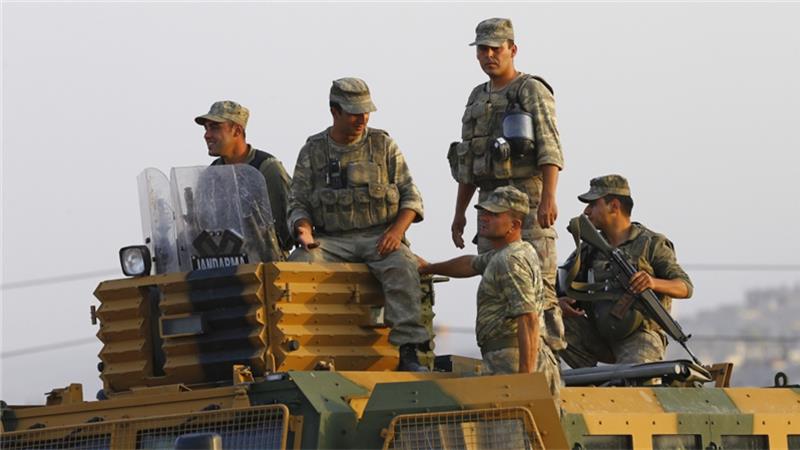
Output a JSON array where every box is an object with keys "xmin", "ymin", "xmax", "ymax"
[
  {"xmin": 478, "ymin": 209, "xmax": 514, "ymax": 239},
  {"xmin": 203, "ymin": 121, "xmax": 238, "ymax": 157},
  {"xmin": 332, "ymin": 108, "xmax": 369, "ymax": 140},
  {"xmin": 476, "ymin": 42, "xmax": 517, "ymax": 78},
  {"xmin": 584, "ymin": 198, "xmax": 612, "ymax": 229}
]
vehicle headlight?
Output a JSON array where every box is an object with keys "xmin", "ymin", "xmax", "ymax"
[{"xmin": 119, "ymin": 245, "xmax": 152, "ymax": 277}]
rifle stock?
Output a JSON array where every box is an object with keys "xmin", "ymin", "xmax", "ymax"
[{"xmin": 569, "ymin": 215, "xmax": 701, "ymax": 365}]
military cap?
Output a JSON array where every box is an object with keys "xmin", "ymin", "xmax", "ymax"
[
  {"xmin": 470, "ymin": 18, "xmax": 515, "ymax": 47},
  {"xmin": 329, "ymin": 77, "xmax": 377, "ymax": 114},
  {"xmin": 475, "ymin": 185, "xmax": 530, "ymax": 216},
  {"xmin": 195, "ymin": 100, "xmax": 249, "ymax": 129},
  {"xmin": 578, "ymin": 174, "xmax": 632, "ymax": 203}
]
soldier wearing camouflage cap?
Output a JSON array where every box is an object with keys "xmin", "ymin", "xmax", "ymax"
[
  {"xmin": 419, "ymin": 186, "xmax": 561, "ymax": 397},
  {"xmin": 195, "ymin": 100, "xmax": 293, "ymax": 257},
  {"xmin": 448, "ymin": 17, "xmax": 566, "ymax": 358},
  {"xmin": 558, "ymin": 175, "xmax": 694, "ymax": 368},
  {"xmin": 287, "ymin": 78, "xmax": 430, "ymax": 372}
]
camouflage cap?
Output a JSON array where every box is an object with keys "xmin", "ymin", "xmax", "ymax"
[
  {"xmin": 578, "ymin": 174, "xmax": 632, "ymax": 203},
  {"xmin": 194, "ymin": 100, "xmax": 249, "ymax": 128},
  {"xmin": 475, "ymin": 185, "xmax": 530, "ymax": 215},
  {"xmin": 329, "ymin": 77, "xmax": 377, "ymax": 114},
  {"xmin": 469, "ymin": 18, "xmax": 515, "ymax": 47}
]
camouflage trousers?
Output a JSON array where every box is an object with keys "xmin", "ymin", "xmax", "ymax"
[
  {"xmin": 559, "ymin": 314, "xmax": 667, "ymax": 368},
  {"xmin": 288, "ymin": 228, "xmax": 430, "ymax": 347},
  {"xmin": 476, "ymin": 180, "xmax": 565, "ymax": 352},
  {"xmin": 480, "ymin": 340, "xmax": 562, "ymax": 398}
]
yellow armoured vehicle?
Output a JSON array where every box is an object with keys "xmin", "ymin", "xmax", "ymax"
[{"xmin": 1, "ymin": 166, "xmax": 799, "ymax": 450}]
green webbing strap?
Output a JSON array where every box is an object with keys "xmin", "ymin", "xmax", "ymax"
[{"xmin": 564, "ymin": 216, "xmax": 621, "ymax": 302}]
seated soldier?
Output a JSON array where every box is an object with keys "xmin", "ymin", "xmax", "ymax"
[
  {"xmin": 559, "ymin": 175, "xmax": 693, "ymax": 368},
  {"xmin": 287, "ymin": 78, "xmax": 430, "ymax": 372}
]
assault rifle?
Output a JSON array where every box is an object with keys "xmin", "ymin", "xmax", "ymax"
[{"xmin": 568, "ymin": 215, "xmax": 702, "ymax": 365}]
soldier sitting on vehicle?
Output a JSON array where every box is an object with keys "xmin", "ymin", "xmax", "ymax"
[
  {"xmin": 558, "ymin": 175, "xmax": 693, "ymax": 367},
  {"xmin": 286, "ymin": 78, "xmax": 431, "ymax": 372}
]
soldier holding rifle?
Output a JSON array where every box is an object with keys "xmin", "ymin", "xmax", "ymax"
[{"xmin": 559, "ymin": 175, "xmax": 694, "ymax": 367}]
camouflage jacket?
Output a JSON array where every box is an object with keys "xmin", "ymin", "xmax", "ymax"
[
  {"xmin": 287, "ymin": 127, "xmax": 423, "ymax": 235},
  {"xmin": 471, "ymin": 240, "xmax": 545, "ymax": 348},
  {"xmin": 566, "ymin": 222, "xmax": 693, "ymax": 318}
]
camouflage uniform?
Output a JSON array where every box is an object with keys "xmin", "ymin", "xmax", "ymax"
[
  {"xmin": 470, "ymin": 187, "xmax": 561, "ymax": 397},
  {"xmin": 449, "ymin": 18, "xmax": 566, "ymax": 352},
  {"xmin": 559, "ymin": 176, "xmax": 693, "ymax": 368},
  {"xmin": 196, "ymin": 101, "xmax": 293, "ymax": 257},
  {"xmin": 287, "ymin": 78, "xmax": 429, "ymax": 348}
]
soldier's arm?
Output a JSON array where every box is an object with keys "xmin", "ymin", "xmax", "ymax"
[
  {"xmin": 387, "ymin": 139, "xmax": 423, "ymax": 222},
  {"xmin": 520, "ymin": 78, "xmax": 563, "ymax": 229},
  {"xmin": 520, "ymin": 78, "xmax": 563, "ymax": 170},
  {"xmin": 503, "ymin": 254, "xmax": 544, "ymax": 372},
  {"xmin": 538, "ymin": 165, "xmax": 559, "ymax": 228},
  {"xmin": 287, "ymin": 146, "xmax": 315, "ymax": 244},
  {"xmin": 632, "ymin": 235, "xmax": 693, "ymax": 298},
  {"xmin": 418, "ymin": 255, "xmax": 478, "ymax": 278},
  {"xmin": 517, "ymin": 312, "xmax": 540, "ymax": 373},
  {"xmin": 261, "ymin": 159, "xmax": 293, "ymax": 251},
  {"xmin": 451, "ymin": 183, "xmax": 477, "ymax": 249},
  {"xmin": 376, "ymin": 208, "xmax": 416, "ymax": 256}
]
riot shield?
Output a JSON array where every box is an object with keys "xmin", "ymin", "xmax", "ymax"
[
  {"xmin": 137, "ymin": 165, "xmax": 281, "ymax": 273},
  {"xmin": 137, "ymin": 168, "xmax": 179, "ymax": 274}
]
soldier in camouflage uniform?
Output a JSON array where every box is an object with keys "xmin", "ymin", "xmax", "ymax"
[
  {"xmin": 195, "ymin": 101, "xmax": 293, "ymax": 258},
  {"xmin": 448, "ymin": 18, "xmax": 566, "ymax": 354},
  {"xmin": 287, "ymin": 78, "xmax": 430, "ymax": 372},
  {"xmin": 558, "ymin": 175, "xmax": 694, "ymax": 367},
  {"xmin": 420, "ymin": 186, "xmax": 561, "ymax": 396}
]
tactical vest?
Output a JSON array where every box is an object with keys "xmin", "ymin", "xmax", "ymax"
[
  {"xmin": 565, "ymin": 225, "xmax": 667, "ymax": 341},
  {"xmin": 449, "ymin": 74, "xmax": 554, "ymax": 185},
  {"xmin": 305, "ymin": 128, "xmax": 400, "ymax": 233}
]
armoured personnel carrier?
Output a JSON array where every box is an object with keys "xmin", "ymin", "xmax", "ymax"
[{"xmin": 2, "ymin": 165, "xmax": 798, "ymax": 450}]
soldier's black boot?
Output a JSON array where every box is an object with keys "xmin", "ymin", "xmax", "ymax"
[{"xmin": 397, "ymin": 343, "xmax": 428, "ymax": 372}]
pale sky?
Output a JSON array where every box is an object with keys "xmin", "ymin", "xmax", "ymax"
[{"xmin": 2, "ymin": 3, "xmax": 799, "ymax": 403}]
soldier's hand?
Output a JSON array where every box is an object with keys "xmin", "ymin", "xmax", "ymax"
[
  {"xmin": 629, "ymin": 271, "xmax": 656, "ymax": 294},
  {"xmin": 296, "ymin": 229, "xmax": 319, "ymax": 250},
  {"xmin": 537, "ymin": 193, "xmax": 558, "ymax": 228},
  {"xmin": 451, "ymin": 214, "xmax": 467, "ymax": 249},
  {"xmin": 416, "ymin": 255, "xmax": 430, "ymax": 274},
  {"xmin": 377, "ymin": 227, "xmax": 403, "ymax": 256},
  {"xmin": 559, "ymin": 297, "xmax": 585, "ymax": 317}
]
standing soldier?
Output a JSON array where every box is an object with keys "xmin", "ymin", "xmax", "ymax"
[
  {"xmin": 195, "ymin": 100, "xmax": 293, "ymax": 258},
  {"xmin": 419, "ymin": 186, "xmax": 561, "ymax": 396},
  {"xmin": 449, "ymin": 18, "xmax": 566, "ymax": 352},
  {"xmin": 287, "ymin": 78, "xmax": 431, "ymax": 372}
]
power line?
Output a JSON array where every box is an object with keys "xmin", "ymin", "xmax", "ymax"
[
  {"xmin": 683, "ymin": 263, "xmax": 800, "ymax": 271},
  {"xmin": 1, "ymin": 269, "xmax": 118, "ymax": 291},
  {"xmin": 1, "ymin": 337, "xmax": 97, "ymax": 359}
]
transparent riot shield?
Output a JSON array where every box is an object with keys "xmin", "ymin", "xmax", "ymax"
[
  {"xmin": 137, "ymin": 165, "xmax": 281, "ymax": 273},
  {"xmin": 137, "ymin": 168, "xmax": 179, "ymax": 274}
]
